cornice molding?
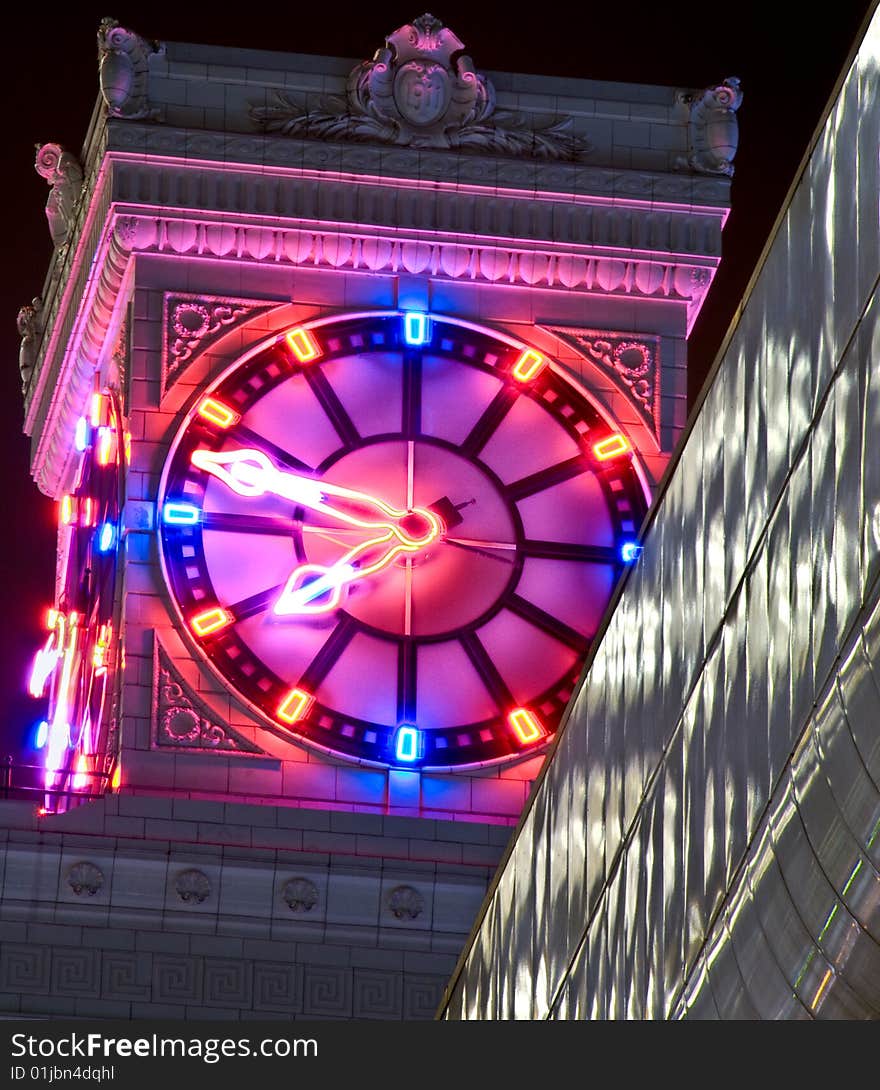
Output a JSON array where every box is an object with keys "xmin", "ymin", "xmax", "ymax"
[
  {"xmin": 106, "ymin": 121, "xmax": 732, "ymax": 208},
  {"xmin": 27, "ymin": 207, "xmax": 713, "ymax": 495}
]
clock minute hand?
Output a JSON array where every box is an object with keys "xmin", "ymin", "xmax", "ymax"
[{"xmin": 190, "ymin": 448, "xmax": 441, "ymax": 542}]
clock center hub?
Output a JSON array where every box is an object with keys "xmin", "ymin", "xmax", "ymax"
[{"xmin": 315, "ymin": 439, "xmax": 518, "ymax": 638}]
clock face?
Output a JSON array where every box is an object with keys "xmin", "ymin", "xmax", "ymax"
[
  {"xmin": 29, "ymin": 389, "xmax": 124, "ymax": 808},
  {"xmin": 158, "ymin": 313, "xmax": 648, "ymax": 769}
]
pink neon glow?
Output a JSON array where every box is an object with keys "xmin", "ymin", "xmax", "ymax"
[
  {"xmin": 191, "ymin": 447, "xmax": 444, "ymax": 616},
  {"xmin": 277, "ymin": 687, "xmax": 315, "ymax": 724},
  {"xmin": 72, "ymin": 754, "xmax": 89, "ymax": 791},
  {"xmin": 89, "ymin": 393, "xmax": 105, "ymax": 428},
  {"xmin": 197, "ymin": 397, "xmax": 240, "ymax": 429},
  {"xmin": 593, "ymin": 434, "xmax": 630, "ymax": 461},
  {"xmin": 511, "ymin": 349, "xmax": 547, "ymax": 382},
  {"xmin": 28, "ymin": 635, "xmax": 60, "ymax": 698},
  {"xmin": 191, "ymin": 607, "xmax": 234, "ymax": 636},
  {"xmin": 285, "ymin": 327, "xmax": 322, "ymax": 363},
  {"xmin": 508, "ymin": 707, "xmax": 546, "ymax": 745}
]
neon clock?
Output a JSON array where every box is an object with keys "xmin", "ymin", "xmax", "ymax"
[
  {"xmin": 29, "ymin": 389, "xmax": 125, "ymax": 808},
  {"xmin": 158, "ymin": 313, "xmax": 648, "ymax": 768}
]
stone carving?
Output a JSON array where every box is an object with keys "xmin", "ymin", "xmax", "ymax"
[
  {"xmin": 154, "ymin": 638, "xmax": 264, "ymax": 753},
  {"xmin": 34, "ymin": 144, "xmax": 83, "ymax": 248},
  {"xmin": 547, "ymin": 327, "xmax": 660, "ymax": 438},
  {"xmin": 174, "ymin": 868, "xmax": 211, "ymax": 904},
  {"xmin": 252, "ymin": 13, "xmax": 585, "ymax": 160},
  {"xmin": 387, "ymin": 884, "xmax": 424, "ymax": 920},
  {"xmin": 65, "ymin": 861, "xmax": 104, "ymax": 897},
  {"xmin": 17, "ymin": 297, "xmax": 42, "ymax": 393},
  {"xmin": 162, "ymin": 295, "xmax": 274, "ymax": 397},
  {"xmin": 681, "ymin": 77, "xmax": 743, "ymax": 176},
  {"xmin": 281, "ymin": 877, "xmax": 319, "ymax": 913},
  {"xmin": 97, "ymin": 18, "xmax": 161, "ymax": 120}
]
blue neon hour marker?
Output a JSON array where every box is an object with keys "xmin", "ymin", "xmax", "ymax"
[
  {"xmin": 163, "ymin": 503, "xmax": 201, "ymax": 525},
  {"xmin": 403, "ymin": 312, "xmax": 431, "ymax": 346},
  {"xmin": 35, "ymin": 720, "xmax": 49, "ymax": 749},
  {"xmin": 394, "ymin": 725, "xmax": 421, "ymax": 763},
  {"xmin": 97, "ymin": 522, "xmax": 116, "ymax": 553},
  {"xmin": 621, "ymin": 541, "xmax": 642, "ymax": 563}
]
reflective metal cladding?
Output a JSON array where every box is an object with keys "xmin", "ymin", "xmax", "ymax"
[{"xmin": 440, "ymin": 8, "xmax": 880, "ymax": 1019}]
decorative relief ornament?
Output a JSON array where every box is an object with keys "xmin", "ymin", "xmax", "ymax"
[
  {"xmin": 97, "ymin": 19, "xmax": 161, "ymax": 120},
  {"xmin": 387, "ymin": 885, "xmax": 424, "ymax": 920},
  {"xmin": 34, "ymin": 144, "xmax": 83, "ymax": 248},
  {"xmin": 547, "ymin": 327, "xmax": 660, "ymax": 439},
  {"xmin": 681, "ymin": 77, "xmax": 743, "ymax": 176},
  {"xmin": 252, "ymin": 13, "xmax": 585, "ymax": 160},
  {"xmin": 174, "ymin": 869, "xmax": 211, "ymax": 904},
  {"xmin": 281, "ymin": 877, "xmax": 319, "ymax": 913},
  {"xmin": 162, "ymin": 295, "xmax": 275, "ymax": 398},
  {"xmin": 66, "ymin": 861, "xmax": 104, "ymax": 897},
  {"xmin": 154, "ymin": 637, "xmax": 264, "ymax": 753},
  {"xmin": 17, "ymin": 297, "xmax": 42, "ymax": 393}
]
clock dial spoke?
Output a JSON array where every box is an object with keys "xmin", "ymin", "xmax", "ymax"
[
  {"xmin": 507, "ymin": 593, "xmax": 590, "ymax": 653},
  {"xmin": 234, "ymin": 425, "xmax": 314, "ymax": 473},
  {"xmin": 227, "ymin": 583, "xmax": 287, "ymax": 621},
  {"xmin": 298, "ymin": 613, "xmax": 359, "ymax": 690},
  {"xmin": 302, "ymin": 367, "xmax": 361, "ymax": 449},
  {"xmin": 460, "ymin": 386, "xmax": 519, "ymax": 458},
  {"xmin": 506, "ymin": 455, "xmax": 590, "ymax": 502},
  {"xmin": 396, "ymin": 640, "xmax": 418, "ymax": 723},
  {"xmin": 459, "ymin": 631, "xmax": 515, "ymax": 712},
  {"xmin": 402, "ymin": 354, "xmax": 422, "ymax": 438},
  {"xmin": 522, "ymin": 539, "xmax": 620, "ymax": 564}
]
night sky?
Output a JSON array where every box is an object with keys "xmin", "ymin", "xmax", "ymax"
[{"xmin": 2, "ymin": 3, "xmax": 873, "ymax": 763}]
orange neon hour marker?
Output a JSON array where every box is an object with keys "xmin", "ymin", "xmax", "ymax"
[
  {"xmin": 60, "ymin": 495, "xmax": 75, "ymax": 525},
  {"xmin": 277, "ymin": 687, "xmax": 315, "ymax": 725},
  {"xmin": 512, "ymin": 349, "xmax": 547, "ymax": 382},
  {"xmin": 507, "ymin": 707, "xmax": 546, "ymax": 745},
  {"xmin": 198, "ymin": 397, "xmax": 240, "ymax": 429},
  {"xmin": 96, "ymin": 426, "xmax": 115, "ymax": 466},
  {"xmin": 592, "ymin": 433, "xmax": 630, "ymax": 461},
  {"xmin": 285, "ymin": 327, "xmax": 322, "ymax": 364},
  {"xmin": 90, "ymin": 392, "xmax": 106, "ymax": 428},
  {"xmin": 190, "ymin": 607, "xmax": 233, "ymax": 637},
  {"xmin": 110, "ymin": 763, "xmax": 122, "ymax": 791}
]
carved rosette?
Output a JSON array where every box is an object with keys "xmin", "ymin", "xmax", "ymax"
[
  {"xmin": 97, "ymin": 19, "xmax": 161, "ymax": 120},
  {"xmin": 387, "ymin": 885, "xmax": 424, "ymax": 920},
  {"xmin": 162, "ymin": 295, "xmax": 274, "ymax": 398},
  {"xmin": 66, "ymin": 861, "xmax": 104, "ymax": 897},
  {"xmin": 34, "ymin": 144, "xmax": 83, "ymax": 248},
  {"xmin": 174, "ymin": 869, "xmax": 211, "ymax": 904},
  {"xmin": 681, "ymin": 77, "xmax": 743, "ymax": 176},
  {"xmin": 252, "ymin": 13, "xmax": 585, "ymax": 160},
  {"xmin": 281, "ymin": 878, "xmax": 319, "ymax": 913},
  {"xmin": 153, "ymin": 637, "xmax": 264, "ymax": 753},
  {"xmin": 547, "ymin": 327, "xmax": 661, "ymax": 439}
]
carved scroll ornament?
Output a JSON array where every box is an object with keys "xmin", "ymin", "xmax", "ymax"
[
  {"xmin": 683, "ymin": 77, "xmax": 743, "ymax": 176},
  {"xmin": 252, "ymin": 13, "xmax": 586, "ymax": 160},
  {"xmin": 34, "ymin": 144, "xmax": 83, "ymax": 248}
]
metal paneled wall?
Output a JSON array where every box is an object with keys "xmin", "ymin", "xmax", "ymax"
[{"xmin": 440, "ymin": 8, "xmax": 880, "ymax": 1019}]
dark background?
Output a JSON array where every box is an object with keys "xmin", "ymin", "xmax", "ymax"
[{"xmin": 2, "ymin": 2, "xmax": 873, "ymax": 760}]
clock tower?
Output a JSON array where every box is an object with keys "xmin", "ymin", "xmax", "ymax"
[{"xmin": 7, "ymin": 16, "xmax": 737, "ymax": 1019}]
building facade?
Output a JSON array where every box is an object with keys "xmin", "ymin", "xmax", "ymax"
[
  {"xmin": 3, "ymin": 15, "xmax": 733, "ymax": 1019},
  {"xmin": 441, "ymin": 7, "xmax": 880, "ymax": 1019}
]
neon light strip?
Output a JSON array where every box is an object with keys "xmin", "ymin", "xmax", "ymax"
[
  {"xmin": 89, "ymin": 393, "xmax": 105, "ymax": 428},
  {"xmin": 395, "ymin": 725, "xmax": 421, "ymax": 762},
  {"xmin": 285, "ymin": 327, "xmax": 322, "ymax": 363},
  {"xmin": 96, "ymin": 426, "xmax": 114, "ymax": 466},
  {"xmin": 511, "ymin": 350, "xmax": 547, "ymax": 382},
  {"xmin": 593, "ymin": 434, "xmax": 630, "ymax": 461},
  {"xmin": 507, "ymin": 708, "xmax": 546, "ymax": 745},
  {"xmin": 277, "ymin": 688, "xmax": 314, "ymax": 724},
  {"xmin": 190, "ymin": 607, "xmax": 233, "ymax": 636},
  {"xmin": 197, "ymin": 397, "xmax": 240, "ymax": 429},
  {"xmin": 60, "ymin": 495, "xmax": 75, "ymax": 525}
]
